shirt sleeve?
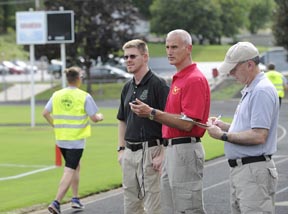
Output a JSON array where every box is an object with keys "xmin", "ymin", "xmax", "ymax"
[
  {"xmin": 282, "ymin": 75, "xmax": 287, "ymax": 85},
  {"xmin": 85, "ymin": 94, "xmax": 99, "ymax": 116},
  {"xmin": 117, "ymin": 82, "xmax": 129, "ymax": 121},
  {"xmin": 44, "ymin": 97, "xmax": 53, "ymax": 113}
]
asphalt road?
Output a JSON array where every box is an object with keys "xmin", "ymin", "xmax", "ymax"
[{"xmin": 31, "ymin": 100, "xmax": 288, "ymax": 214}]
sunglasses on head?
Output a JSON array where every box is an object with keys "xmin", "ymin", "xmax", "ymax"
[{"xmin": 123, "ymin": 54, "xmax": 138, "ymax": 60}]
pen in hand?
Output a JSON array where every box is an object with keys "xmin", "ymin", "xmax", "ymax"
[{"xmin": 213, "ymin": 114, "xmax": 222, "ymax": 124}]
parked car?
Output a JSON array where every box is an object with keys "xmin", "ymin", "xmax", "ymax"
[
  {"xmin": 2, "ymin": 60, "xmax": 25, "ymax": 74},
  {"xmin": 12, "ymin": 60, "xmax": 38, "ymax": 74},
  {"xmin": 260, "ymin": 47, "xmax": 288, "ymax": 75},
  {"xmin": 258, "ymin": 63, "xmax": 267, "ymax": 72},
  {"xmin": 48, "ymin": 59, "xmax": 62, "ymax": 79},
  {"xmin": 105, "ymin": 55, "xmax": 127, "ymax": 72},
  {"xmin": 84, "ymin": 64, "xmax": 132, "ymax": 83},
  {"xmin": 0, "ymin": 64, "xmax": 9, "ymax": 74}
]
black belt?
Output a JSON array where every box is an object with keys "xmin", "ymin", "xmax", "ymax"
[
  {"xmin": 163, "ymin": 137, "xmax": 201, "ymax": 147},
  {"xmin": 228, "ymin": 155, "xmax": 272, "ymax": 168},
  {"xmin": 126, "ymin": 139, "xmax": 162, "ymax": 152}
]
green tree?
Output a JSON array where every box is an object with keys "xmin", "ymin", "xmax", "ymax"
[
  {"xmin": 150, "ymin": 0, "xmax": 274, "ymax": 44},
  {"xmin": 0, "ymin": 0, "xmax": 34, "ymax": 33},
  {"xmin": 216, "ymin": 0, "xmax": 248, "ymax": 39},
  {"xmin": 131, "ymin": 0, "xmax": 153, "ymax": 18},
  {"xmin": 273, "ymin": 0, "xmax": 288, "ymax": 49},
  {"xmin": 247, "ymin": 0, "xmax": 275, "ymax": 34},
  {"xmin": 150, "ymin": 0, "xmax": 222, "ymax": 44}
]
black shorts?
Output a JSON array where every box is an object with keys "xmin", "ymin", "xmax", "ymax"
[{"xmin": 60, "ymin": 148, "xmax": 83, "ymax": 170}]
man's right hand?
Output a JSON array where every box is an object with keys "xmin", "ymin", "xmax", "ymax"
[
  {"xmin": 96, "ymin": 113, "xmax": 104, "ymax": 121},
  {"xmin": 117, "ymin": 150, "xmax": 124, "ymax": 165}
]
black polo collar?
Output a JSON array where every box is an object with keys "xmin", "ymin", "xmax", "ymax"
[{"xmin": 132, "ymin": 69, "xmax": 153, "ymax": 86}]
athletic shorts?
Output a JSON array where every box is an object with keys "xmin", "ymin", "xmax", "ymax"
[{"xmin": 60, "ymin": 148, "xmax": 83, "ymax": 170}]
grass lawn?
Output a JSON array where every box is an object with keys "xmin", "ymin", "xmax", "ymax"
[
  {"xmin": 0, "ymin": 105, "xmax": 227, "ymax": 212},
  {"xmin": 0, "ymin": 32, "xmax": 29, "ymax": 60},
  {"xmin": 0, "ymin": 125, "xmax": 121, "ymax": 212}
]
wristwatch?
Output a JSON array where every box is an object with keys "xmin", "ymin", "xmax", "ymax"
[
  {"xmin": 117, "ymin": 146, "xmax": 125, "ymax": 152},
  {"xmin": 149, "ymin": 108, "xmax": 156, "ymax": 120},
  {"xmin": 221, "ymin": 132, "xmax": 228, "ymax": 141}
]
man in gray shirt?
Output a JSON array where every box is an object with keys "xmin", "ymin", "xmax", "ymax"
[{"xmin": 206, "ymin": 42, "xmax": 279, "ymax": 214}]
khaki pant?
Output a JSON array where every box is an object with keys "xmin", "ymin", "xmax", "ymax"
[
  {"xmin": 121, "ymin": 142, "xmax": 162, "ymax": 214},
  {"xmin": 161, "ymin": 141, "xmax": 206, "ymax": 214},
  {"xmin": 230, "ymin": 159, "xmax": 278, "ymax": 214}
]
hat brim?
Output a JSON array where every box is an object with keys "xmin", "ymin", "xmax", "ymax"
[{"xmin": 218, "ymin": 61, "xmax": 238, "ymax": 75}]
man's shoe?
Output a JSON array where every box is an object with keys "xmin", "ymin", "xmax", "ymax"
[
  {"xmin": 71, "ymin": 197, "xmax": 85, "ymax": 209},
  {"xmin": 48, "ymin": 200, "xmax": 61, "ymax": 214}
]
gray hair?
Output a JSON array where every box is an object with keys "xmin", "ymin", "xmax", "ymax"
[{"xmin": 167, "ymin": 29, "xmax": 192, "ymax": 45}]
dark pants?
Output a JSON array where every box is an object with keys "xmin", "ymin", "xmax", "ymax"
[{"xmin": 60, "ymin": 148, "xmax": 83, "ymax": 169}]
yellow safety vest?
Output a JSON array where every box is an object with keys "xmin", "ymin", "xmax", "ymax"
[
  {"xmin": 265, "ymin": 70, "xmax": 285, "ymax": 98},
  {"xmin": 52, "ymin": 88, "xmax": 91, "ymax": 140}
]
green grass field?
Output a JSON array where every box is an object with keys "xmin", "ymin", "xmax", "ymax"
[{"xmin": 0, "ymin": 105, "xmax": 227, "ymax": 213}]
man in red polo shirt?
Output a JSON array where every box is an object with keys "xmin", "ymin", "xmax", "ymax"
[{"xmin": 130, "ymin": 29, "xmax": 210, "ymax": 214}]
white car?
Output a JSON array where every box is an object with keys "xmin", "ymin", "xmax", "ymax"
[
  {"xmin": 12, "ymin": 60, "xmax": 38, "ymax": 74},
  {"xmin": 85, "ymin": 64, "xmax": 132, "ymax": 83},
  {"xmin": 0, "ymin": 64, "xmax": 9, "ymax": 74},
  {"xmin": 2, "ymin": 61, "xmax": 25, "ymax": 74}
]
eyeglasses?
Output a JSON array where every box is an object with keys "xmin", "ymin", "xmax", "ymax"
[{"xmin": 123, "ymin": 54, "xmax": 138, "ymax": 60}]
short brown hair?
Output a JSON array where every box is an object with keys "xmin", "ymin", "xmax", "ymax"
[
  {"xmin": 267, "ymin": 63, "xmax": 275, "ymax": 70},
  {"xmin": 65, "ymin": 66, "xmax": 81, "ymax": 83},
  {"xmin": 122, "ymin": 39, "xmax": 148, "ymax": 55}
]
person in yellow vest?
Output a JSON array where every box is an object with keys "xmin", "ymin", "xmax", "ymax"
[
  {"xmin": 42, "ymin": 66, "xmax": 103, "ymax": 214},
  {"xmin": 265, "ymin": 63, "xmax": 288, "ymax": 107}
]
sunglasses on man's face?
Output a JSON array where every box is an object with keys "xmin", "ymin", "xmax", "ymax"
[{"xmin": 123, "ymin": 54, "xmax": 138, "ymax": 60}]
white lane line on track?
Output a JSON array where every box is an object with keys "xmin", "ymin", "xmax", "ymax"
[
  {"xmin": 277, "ymin": 186, "xmax": 288, "ymax": 195},
  {"xmin": 205, "ymin": 158, "xmax": 226, "ymax": 168},
  {"xmin": 203, "ymin": 180, "xmax": 229, "ymax": 192},
  {"xmin": 0, "ymin": 163, "xmax": 52, "ymax": 168},
  {"xmin": 61, "ymin": 190, "xmax": 124, "ymax": 213},
  {"xmin": 0, "ymin": 166, "xmax": 56, "ymax": 181},
  {"xmin": 275, "ymin": 201, "xmax": 288, "ymax": 206},
  {"xmin": 277, "ymin": 124, "xmax": 286, "ymax": 143}
]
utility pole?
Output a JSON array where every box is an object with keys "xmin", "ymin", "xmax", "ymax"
[{"xmin": 35, "ymin": 0, "xmax": 40, "ymax": 10}]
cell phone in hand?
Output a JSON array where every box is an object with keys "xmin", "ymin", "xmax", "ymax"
[{"xmin": 132, "ymin": 100, "xmax": 138, "ymax": 105}]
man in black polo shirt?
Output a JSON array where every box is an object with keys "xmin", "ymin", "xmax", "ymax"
[{"xmin": 117, "ymin": 39, "xmax": 169, "ymax": 214}]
